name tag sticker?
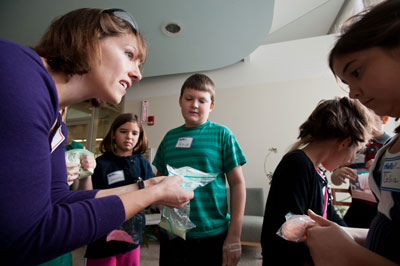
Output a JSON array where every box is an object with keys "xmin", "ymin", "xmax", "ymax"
[
  {"xmin": 381, "ymin": 156, "xmax": 400, "ymax": 192},
  {"xmin": 176, "ymin": 137, "xmax": 193, "ymax": 148},
  {"xmin": 107, "ymin": 170, "xmax": 125, "ymax": 185},
  {"xmin": 51, "ymin": 126, "xmax": 65, "ymax": 153}
]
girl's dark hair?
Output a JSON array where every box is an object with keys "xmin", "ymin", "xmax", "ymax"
[
  {"xmin": 34, "ymin": 8, "xmax": 147, "ymax": 75},
  {"xmin": 100, "ymin": 113, "xmax": 148, "ymax": 155},
  {"xmin": 329, "ymin": 0, "xmax": 400, "ymax": 72},
  {"xmin": 290, "ymin": 97, "xmax": 372, "ymax": 151},
  {"xmin": 180, "ymin": 74, "xmax": 216, "ymax": 103}
]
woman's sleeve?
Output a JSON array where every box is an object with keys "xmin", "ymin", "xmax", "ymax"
[{"xmin": 0, "ymin": 42, "xmax": 126, "ymax": 265}]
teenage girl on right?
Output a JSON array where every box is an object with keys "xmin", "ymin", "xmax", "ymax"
[{"xmin": 305, "ymin": 1, "xmax": 400, "ymax": 265}]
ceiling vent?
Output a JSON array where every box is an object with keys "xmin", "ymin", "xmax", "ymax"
[{"xmin": 162, "ymin": 22, "xmax": 182, "ymax": 36}]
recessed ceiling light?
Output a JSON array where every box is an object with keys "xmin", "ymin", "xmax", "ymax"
[{"xmin": 162, "ymin": 22, "xmax": 182, "ymax": 37}]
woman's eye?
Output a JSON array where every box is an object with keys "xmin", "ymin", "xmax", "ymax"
[{"xmin": 126, "ymin": 51, "xmax": 134, "ymax": 58}]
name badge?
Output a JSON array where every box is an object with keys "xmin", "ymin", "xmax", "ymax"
[
  {"xmin": 176, "ymin": 137, "xmax": 193, "ymax": 148},
  {"xmin": 107, "ymin": 170, "xmax": 125, "ymax": 185},
  {"xmin": 381, "ymin": 156, "xmax": 400, "ymax": 192},
  {"xmin": 51, "ymin": 126, "xmax": 65, "ymax": 153}
]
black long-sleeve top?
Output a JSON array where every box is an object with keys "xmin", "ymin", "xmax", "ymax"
[{"xmin": 261, "ymin": 150, "xmax": 345, "ymax": 266}]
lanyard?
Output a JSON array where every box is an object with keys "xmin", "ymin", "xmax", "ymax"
[{"xmin": 316, "ymin": 168, "xmax": 328, "ymax": 218}]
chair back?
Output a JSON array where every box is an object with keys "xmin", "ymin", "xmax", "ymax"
[{"xmin": 244, "ymin": 187, "xmax": 265, "ymax": 216}]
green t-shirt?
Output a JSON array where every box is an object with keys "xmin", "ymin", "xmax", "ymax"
[{"xmin": 153, "ymin": 121, "xmax": 246, "ymax": 238}]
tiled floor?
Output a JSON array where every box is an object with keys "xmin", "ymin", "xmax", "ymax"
[{"xmin": 72, "ymin": 241, "xmax": 262, "ymax": 266}]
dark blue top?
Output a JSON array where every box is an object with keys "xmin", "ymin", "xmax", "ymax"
[
  {"xmin": 0, "ymin": 38, "xmax": 125, "ymax": 265},
  {"xmin": 85, "ymin": 151, "xmax": 154, "ymax": 258}
]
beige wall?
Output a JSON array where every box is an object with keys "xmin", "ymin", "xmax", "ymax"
[{"xmin": 123, "ymin": 34, "xmax": 398, "ymax": 196}]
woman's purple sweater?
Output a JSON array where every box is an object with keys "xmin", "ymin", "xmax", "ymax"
[{"xmin": 0, "ymin": 38, "xmax": 126, "ymax": 265}]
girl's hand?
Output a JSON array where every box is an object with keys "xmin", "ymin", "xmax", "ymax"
[
  {"xmin": 152, "ymin": 175, "xmax": 194, "ymax": 208},
  {"xmin": 80, "ymin": 154, "xmax": 96, "ymax": 170},
  {"xmin": 66, "ymin": 162, "xmax": 80, "ymax": 185}
]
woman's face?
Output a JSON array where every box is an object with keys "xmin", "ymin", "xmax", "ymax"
[
  {"xmin": 332, "ymin": 47, "xmax": 400, "ymax": 117},
  {"xmin": 87, "ymin": 33, "xmax": 143, "ymax": 104},
  {"xmin": 114, "ymin": 121, "xmax": 140, "ymax": 156}
]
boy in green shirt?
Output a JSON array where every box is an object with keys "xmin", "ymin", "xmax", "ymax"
[{"xmin": 153, "ymin": 74, "xmax": 246, "ymax": 266}]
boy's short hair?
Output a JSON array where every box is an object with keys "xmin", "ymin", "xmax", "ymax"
[{"xmin": 180, "ymin": 74, "xmax": 215, "ymax": 103}]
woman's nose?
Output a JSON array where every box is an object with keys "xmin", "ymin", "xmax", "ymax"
[{"xmin": 129, "ymin": 61, "xmax": 142, "ymax": 82}]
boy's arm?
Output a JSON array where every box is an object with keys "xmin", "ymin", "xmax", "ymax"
[
  {"xmin": 224, "ymin": 165, "xmax": 246, "ymax": 266},
  {"xmin": 156, "ymin": 171, "xmax": 164, "ymax": 176}
]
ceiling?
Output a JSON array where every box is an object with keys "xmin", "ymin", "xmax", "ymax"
[{"xmin": 0, "ymin": 0, "xmax": 352, "ymax": 78}]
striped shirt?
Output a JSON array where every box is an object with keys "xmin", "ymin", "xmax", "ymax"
[{"xmin": 153, "ymin": 121, "xmax": 246, "ymax": 238}]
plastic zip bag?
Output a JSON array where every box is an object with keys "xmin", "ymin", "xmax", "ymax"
[
  {"xmin": 65, "ymin": 149, "xmax": 94, "ymax": 179},
  {"xmin": 276, "ymin": 213, "xmax": 315, "ymax": 242},
  {"xmin": 159, "ymin": 165, "xmax": 218, "ymax": 240}
]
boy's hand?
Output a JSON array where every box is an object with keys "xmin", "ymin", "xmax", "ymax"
[{"xmin": 222, "ymin": 241, "xmax": 241, "ymax": 266}]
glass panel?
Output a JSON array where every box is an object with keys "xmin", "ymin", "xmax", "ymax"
[
  {"xmin": 93, "ymin": 104, "xmax": 122, "ymax": 155},
  {"xmin": 65, "ymin": 100, "xmax": 123, "ymax": 155}
]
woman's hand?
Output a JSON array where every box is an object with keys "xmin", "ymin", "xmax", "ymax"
[{"xmin": 151, "ymin": 175, "xmax": 193, "ymax": 208}]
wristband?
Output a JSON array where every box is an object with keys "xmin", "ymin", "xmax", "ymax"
[
  {"xmin": 223, "ymin": 242, "xmax": 241, "ymax": 252},
  {"xmin": 137, "ymin": 177, "xmax": 145, "ymax": 190}
]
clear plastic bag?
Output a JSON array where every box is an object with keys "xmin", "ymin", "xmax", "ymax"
[
  {"xmin": 65, "ymin": 149, "xmax": 94, "ymax": 179},
  {"xmin": 276, "ymin": 213, "xmax": 315, "ymax": 242},
  {"xmin": 158, "ymin": 165, "xmax": 218, "ymax": 240}
]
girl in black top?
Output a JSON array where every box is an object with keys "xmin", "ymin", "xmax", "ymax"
[{"xmin": 261, "ymin": 97, "xmax": 372, "ymax": 266}]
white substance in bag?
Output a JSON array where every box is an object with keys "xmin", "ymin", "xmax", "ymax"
[{"xmin": 159, "ymin": 165, "xmax": 218, "ymax": 239}]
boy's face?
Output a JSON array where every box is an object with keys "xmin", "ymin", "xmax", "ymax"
[{"xmin": 179, "ymin": 88, "xmax": 214, "ymax": 127}]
